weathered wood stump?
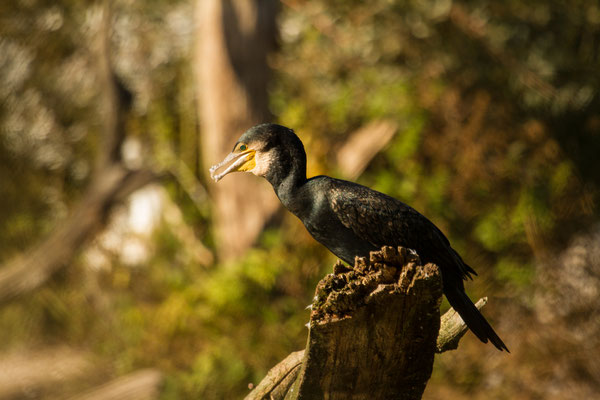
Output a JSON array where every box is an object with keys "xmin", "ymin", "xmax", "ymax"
[{"xmin": 246, "ymin": 246, "xmax": 445, "ymax": 400}]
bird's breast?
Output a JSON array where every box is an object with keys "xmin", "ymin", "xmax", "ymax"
[{"xmin": 302, "ymin": 212, "xmax": 377, "ymax": 265}]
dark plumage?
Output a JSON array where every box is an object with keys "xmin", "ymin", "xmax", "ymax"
[{"xmin": 210, "ymin": 123, "xmax": 508, "ymax": 352}]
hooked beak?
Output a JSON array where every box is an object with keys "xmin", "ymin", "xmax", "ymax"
[{"xmin": 209, "ymin": 149, "xmax": 256, "ymax": 182}]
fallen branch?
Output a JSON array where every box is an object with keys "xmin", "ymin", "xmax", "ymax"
[
  {"xmin": 66, "ymin": 369, "xmax": 163, "ymax": 400},
  {"xmin": 336, "ymin": 120, "xmax": 398, "ymax": 180},
  {"xmin": 0, "ymin": 347, "xmax": 92, "ymax": 399},
  {"xmin": 244, "ymin": 351, "xmax": 305, "ymax": 400},
  {"xmin": 0, "ymin": 167, "xmax": 156, "ymax": 304}
]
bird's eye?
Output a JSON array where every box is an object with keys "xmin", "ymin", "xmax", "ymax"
[{"xmin": 239, "ymin": 144, "xmax": 247, "ymax": 151}]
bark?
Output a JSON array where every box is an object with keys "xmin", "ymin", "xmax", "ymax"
[{"xmin": 196, "ymin": 0, "xmax": 280, "ymax": 259}]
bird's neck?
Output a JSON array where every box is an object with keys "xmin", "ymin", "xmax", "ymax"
[
  {"xmin": 276, "ymin": 176, "xmax": 308, "ymax": 215},
  {"xmin": 268, "ymin": 162, "xmax": 308, "ymax": 216}
]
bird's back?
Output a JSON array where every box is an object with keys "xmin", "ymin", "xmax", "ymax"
[{"xmin": 299, "ymin": 176, "xmax": 473, "ymax": 281}]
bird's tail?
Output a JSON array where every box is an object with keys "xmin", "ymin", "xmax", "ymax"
[{"xmin": 444, "ymin": 286, "xmax": 509, "ymax": 352}]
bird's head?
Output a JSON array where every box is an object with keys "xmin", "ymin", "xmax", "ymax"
[{"xmin": 209, "ymin": 123, "xmax": 306, "ymax": 184}]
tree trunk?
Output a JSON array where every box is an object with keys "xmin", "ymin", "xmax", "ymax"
[{"xmin": 196, "ymin": 0, "xmax": 280, "ymax": 260}]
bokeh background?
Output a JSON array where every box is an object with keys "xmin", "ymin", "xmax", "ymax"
[{"xmin": 1, "ymin": 0, "xmax": 599, "ymax": 399}]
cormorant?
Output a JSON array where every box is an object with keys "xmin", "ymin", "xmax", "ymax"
[{"xmin": 210, "ymin": 123, "xmax": 508, "ymax": 351}]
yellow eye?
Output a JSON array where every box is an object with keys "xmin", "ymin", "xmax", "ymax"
[{"xmin": 239, "ymin": 144, "xmax": 247, "ymax": 151}]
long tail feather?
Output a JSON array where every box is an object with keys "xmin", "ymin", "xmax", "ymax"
[{"xmin": 444, "ymin": 286, "xmax": 509, "ymax": 352}]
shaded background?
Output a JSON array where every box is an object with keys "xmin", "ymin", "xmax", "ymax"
[{"xmin": 1, "ymin": 0, "xmax": 599, "ymax": 399}]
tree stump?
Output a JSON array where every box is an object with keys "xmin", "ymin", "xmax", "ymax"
[{"xmin": 246, "ymin": 246, "xmax": 444, "ymax": 400}]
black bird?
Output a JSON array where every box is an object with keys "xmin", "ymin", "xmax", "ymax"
[{"xmin": 210, "ymin": 123, "xmax": 508, "ymax": 352}]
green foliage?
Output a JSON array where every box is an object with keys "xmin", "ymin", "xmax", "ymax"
[
  {"xmin": 145, "ymin": 225, "xmax": 323, "ymax": 399},
  {"xmin": 495, "ymin": 258, "xmax": 534, "ymax": 289},
  {"xmin": 1, "ymin": 0, "xmax": 599, "ymax": 398}
]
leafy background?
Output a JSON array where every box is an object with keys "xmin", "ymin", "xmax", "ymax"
[{"xmin": 1, "ymin": 0, "xmax": 599, "ymax": 399}]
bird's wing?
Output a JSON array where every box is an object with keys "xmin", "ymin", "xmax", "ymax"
[
  {"xmin": 327, "ymin": 181, "xmax": 475, "ymax": 280},
  {"xmin": 329, "ymin": 183, "xmax": 437, "ymax": 250}
]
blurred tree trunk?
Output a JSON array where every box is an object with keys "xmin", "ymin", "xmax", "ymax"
[{"xmin": 196, "ymin": 0, "xmax": 280, "ymax": 260}]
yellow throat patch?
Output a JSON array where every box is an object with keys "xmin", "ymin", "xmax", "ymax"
[{"xmin": 237, "ymin": 150, "xmax": 256, "ymax": 172}]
